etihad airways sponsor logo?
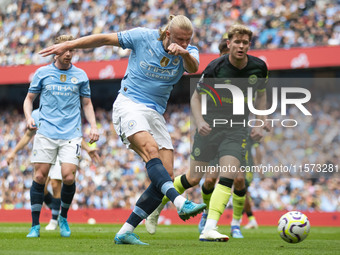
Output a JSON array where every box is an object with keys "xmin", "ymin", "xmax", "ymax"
[
  {"xmin": 45, "ymin": 84, "xmax": 79, "ymax": 93},
  {"xmin": 140, "ymin": 61, "xmax": 179, "ymax": 76}
]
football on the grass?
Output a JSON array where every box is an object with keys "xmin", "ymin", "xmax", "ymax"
[{"xmin": 277, "ymin": 211, "xmax": 310, "ymax": 243}]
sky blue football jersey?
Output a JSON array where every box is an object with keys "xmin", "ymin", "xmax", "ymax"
[
  {"xmin": 117, "ymin": 27, "xmax": 199, "ymax": 114},
  {"xmin": 28, "ymin": 63, "xmax": 90, "ymax": 139}
]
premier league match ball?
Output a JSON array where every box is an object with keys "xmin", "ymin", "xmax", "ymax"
[{"xmin": 277, "ymin": 211, "xmax": 310, "ymax": 243}]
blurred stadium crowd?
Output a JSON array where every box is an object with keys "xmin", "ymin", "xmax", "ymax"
[
  {"xmin": 1, "ymin": 100, "xmax": 339, "ymax": 212},
  {"xmin": 0, "ymin": 0, "xmax": 339, "ymax": 66}
]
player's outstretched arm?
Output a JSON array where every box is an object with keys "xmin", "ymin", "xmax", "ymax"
[
  {"xmin": 253, "ymin": 144, "xmax": 263, "ymax": 166},
  {"xmin": 251, "ymin": 90, "xmax": 267, "ymax": 142},
  {"xmin": 81, "ymin": 97, "xmax": 99, "ymax": 144},
  {"xmin": 254, "ymin": 90, "xmax": 267, "ymax": 121},
  {"xmin": 6, "ymin": 129, "xmax": 36, "ymax": 165},
  {"xmin": 191, "ymin": 90, "xmax": 211, "ymax": 136},
  {"xmin": 39, "ymin": 33, "xmax": 120, "ymax": 57},
  {"xmin": 23, "ymin": 93, "xmax": 38, "ymax": 130}
]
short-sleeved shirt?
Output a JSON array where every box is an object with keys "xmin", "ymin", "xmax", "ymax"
[
  {"xmin": 191, "ymin": 55, "xmax": 268, "ymax": 162},
  {"xmin": 117, "ymin": 27, "xmax": 199, "ymax": 114},
  {"xmin": 29, "ymin": 63, "xmax": 90, "ymax": 140}
]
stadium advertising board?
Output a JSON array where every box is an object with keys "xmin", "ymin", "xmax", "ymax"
[{"xmin": 0, "ymin": 46, "xmax": 339, "ymax": 85}]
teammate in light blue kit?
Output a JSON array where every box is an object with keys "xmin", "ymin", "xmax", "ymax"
[
  {"xmin": 40, "ymin": 15, "xmax": 206, "ymax": 245},
  {"xmin": 6, "ymin": 109, "xmax": 63, "ymax": 231},
  {"xmin": 6, "ymin": 109, "xmax": 100, "ymax": 232},
  {"xmin": 24, "ymin": 35, "xmax": 99, "ymax": 238}
]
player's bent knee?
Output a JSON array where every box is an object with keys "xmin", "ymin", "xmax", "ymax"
[
  {"xmin": 204, "ymin": 178, "xmax": 217, "ymax": 190},
  {"xmin": 188, "ymin": 176, "xmax": 201, "ymax": 186},
  {"xmin": 234, "ymin": 176, "xmax": 245, "ymax": 189},
  {"xmin": 62, "ymin": 176, "xmax": 75, "ymax": 185},
  {"xmin": 34, "ymin": 174, "xmax": 47, "ymax": 185},
  {"xmin": 145, "ymin": 145, "xmax": 160, "ymax": 160},
  {"xmin": 51, "ymin": 182, "xmax": 62, "ymax": 193},
  {"xmin": 51, "ymin": 180, "xmax": 61, "ymax": 189}
]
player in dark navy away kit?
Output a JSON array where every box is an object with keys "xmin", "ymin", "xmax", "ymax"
[{"xmin": 196, "ymin": 24, "xmax": 269, "ymax": 241}]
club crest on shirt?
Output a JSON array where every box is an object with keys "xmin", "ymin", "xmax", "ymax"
[
  {"xmin": 71, "ymin": 77, "xmax": 78, "ymax": 84},
  {"xmin": 160, "ymin": 57, "xmax": 170, "ymax": 67},
  {"xmin": 60, "ymin": 74, "xmax": 67, "ymax": 82},
  {"xmin": 172, "ymin": 57, "xmax": 180, "ymax": 65},
  {"xmin": 248, "ymin": 74, "xmax": 257, "ymax": 85},
  {"xmin": 128, "ymin": 120, "xmax": 136, "ymax": 130}
]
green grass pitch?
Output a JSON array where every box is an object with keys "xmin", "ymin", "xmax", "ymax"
[{"xmin": 0, "ymin": 223, "xmax": 339, "ymax": 255}]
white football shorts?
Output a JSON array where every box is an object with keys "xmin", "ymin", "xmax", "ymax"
[
  {"xmin": 48, "ymin": 157, "xmax": 62, "ymax": 180},
  {"xmin": 112, "ymin": 93, "xmax": 173, "ymax": 150},
  {"xmin": 31, "ymin": 133, "xmax": 82, "ymax": 166}
]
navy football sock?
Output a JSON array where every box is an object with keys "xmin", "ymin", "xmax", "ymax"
[
  {"xmin": 127, "ymin": 183, "xmax": 163, "ymax": 228},
  {"xmin": 60, "ymin": 182, "xmax": 75, "ymax": 218},
  {"xmin": 30, "ymin": 181, "xmax": 45, "ymax": 226},
  {"xmin": 51, "ymin": 198, "xmax": 61, "ymax": 220},
  {"xmin": 146, "ymin": 158, "xmax": 180, "ymax": 202},
  {"xmin": 44, "ymin": 192, "xmax": 53, "ymax": 209}
]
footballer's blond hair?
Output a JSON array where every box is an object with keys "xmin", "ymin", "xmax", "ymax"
[
  {"xmin": 158, "ymin": 15, "xmax": 193, "ymax": 41},
  {"xmin": 55, "ymin": 35, "xmax": 75, "ymax": 44},
  {"xmin": 227, "ymin": 24, "xmax": 253, "ymax": 41}
]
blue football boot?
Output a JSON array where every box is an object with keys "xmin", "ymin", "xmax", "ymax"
[
  {"xmin": 58, "ymin": 215, "xmax": 71, "ymax": 237},
  {"xmin": 114, "ymin": 232, "xmax": 149, "ymax": 245},
  {"xmin": 27, "ymin": 225, "xmax": 40, "ymax": 238},
  {"xmin": 178, "ymin": 200, "xmax": 207, "ymax": 221}
]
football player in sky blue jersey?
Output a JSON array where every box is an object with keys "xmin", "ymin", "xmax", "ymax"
[
  {"xmin": 24, "ymin": 35, "xmax": 99, "ymax": 238},
  {"xmin": 40, "ymin": 15, "xmax": 206, "ymax": 245},
  {"xmin": 6, "ymin": 110, "xmax": 100, "ymax": 231}
]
